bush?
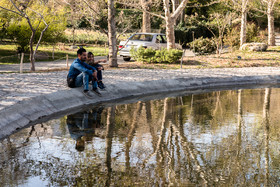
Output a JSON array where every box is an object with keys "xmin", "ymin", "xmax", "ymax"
[
  {"xmin": 189, "ymin": 37, "xmax": 216, "ymax": 55},
  {"xmin": 7, "ymin": 22, "xmax": 31, "ymax": 52},
  {"xmin": 223, "ymin": 22, "xmax": 265, "ymax": 48},
  {"xmin": 224, "ymin": 27, "xmax": 240, "ymax": 48},
  {"xmin": 246, "ymin": 22, "xmax": 260, "ymax": 43},
  {"xmin": 130, "ymin": 47, "xmax": 183, "ymax": 63}
]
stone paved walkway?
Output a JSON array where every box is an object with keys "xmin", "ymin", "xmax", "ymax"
[{"xmin": 0, "ymin": 67, "xmax": 279, "ymax": 111}]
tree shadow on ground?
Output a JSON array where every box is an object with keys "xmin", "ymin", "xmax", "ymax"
[
  {"xmin": 265, "ymin": 50, "xmax": 280, "ymax": 53},
  {"xmin": 183, "ymin": 60, "xmax": 204, "ymax": 65},
  {"xmin": 209, "ymin": 56, "xmax": 278, "ymax": 61}
]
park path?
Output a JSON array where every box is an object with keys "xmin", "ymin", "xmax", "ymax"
[
  {"xmin": 0, "ymin": 56, "xmax": 115, "ymax": 73},
  {"xmin": 0, "ymin": 49, "xmax": 196, "ymax": 72},
  {"xmin": 0, "ymin": 67, "xmax": 279, "ymax": 111}
]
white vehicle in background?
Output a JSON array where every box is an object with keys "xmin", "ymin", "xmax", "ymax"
[{"xmin": 119, "ymin": 33, "xmax": 182, "ymax": 61}]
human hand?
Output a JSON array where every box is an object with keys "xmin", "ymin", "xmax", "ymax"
[{"xmin": 98, "ymin": 59, "xmax": 107, "ymax": 63}]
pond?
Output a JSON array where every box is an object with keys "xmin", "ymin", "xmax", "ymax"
[{"xmin": 0, "ymin": 87, "xmax": 280, "ymax": 186}]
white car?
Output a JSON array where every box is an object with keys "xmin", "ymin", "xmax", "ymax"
[{"xmin": 119, "ymin": 33, "xmax": 182, "ymax": 61}]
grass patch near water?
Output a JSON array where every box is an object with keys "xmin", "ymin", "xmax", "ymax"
[{"xmin": 0, "ymin": 44, "xmax": 108, "ymax": 64}]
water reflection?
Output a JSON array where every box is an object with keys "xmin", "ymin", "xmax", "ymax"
[
  {"xmin": 0, "ymin": 88, "xmax": 280, "ymax": 186},
  {"xmin": 67, "ymin": 107, "xmax": 104, "ymax": 152}
]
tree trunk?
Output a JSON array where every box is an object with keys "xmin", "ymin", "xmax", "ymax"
[
  {"xmin": 34, "ymin": 25, "xmax": 49, "ymax": 58},
  {"xmin": 240, "ymin": 9, "xmax": 247, "ymax": 47},
  {"xmin": 267, "ymin": 4, "xmax": 275, "ymax": 46},
  {"xmin": 164, "ymin": 0, "xmax": 176, "ymax": 49},
  {"xmin": 108, "ymin": 0, "xmax": 118, "ymax": 67},
  {"xmin": 166, "ymin": 16, "xmax": 176, "ymax": 49},
  {"xmin": 175, "ymin": 0, "xmax": 181, "ymax": 25},
  {"xmin": 29, "ymin": 31, "xmax": 35, "ymax": 71},
  {"xmin": 164, "ymin": 0, "xmax": 188, "ymax": 49},
  {"xmin": 141, "ymin": 0, "xmax": 151, "ymax": 33},
  {"xmin": 180, "ymin": 8, "xmax": 185, "ymax": 24}
]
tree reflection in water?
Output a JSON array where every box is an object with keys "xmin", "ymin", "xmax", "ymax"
[{"xmin": 0, "ymin": 88, "xmax": 280, "ymax": 186}]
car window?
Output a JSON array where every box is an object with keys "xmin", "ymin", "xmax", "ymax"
[
  {"xmin": 156, "ymin": 35, "xmax": 163, "ymax": 43},
  {"xmin": 161, "ymin": 35, "xmax": 167, "ymax": 43},
  {"xmin": 130, "ymin": 34, "xmax": 153, "ymax": 41}
]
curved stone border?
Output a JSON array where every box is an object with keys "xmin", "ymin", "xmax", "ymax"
[{"xmin": 0, "ymin": 74, "xmax": 280, "ymax": 139}]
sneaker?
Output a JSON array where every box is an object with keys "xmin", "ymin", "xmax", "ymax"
[
  {"xmin": 92, "ymin": 88, "xmax": 102, "ymax": 97},
  {"xmin": 83, "ymin": 90, "xmax": 94, "ymax": 98},
  {"xmin": 98, "ymin": 81, "xmax": 106, "ymax": 89}
]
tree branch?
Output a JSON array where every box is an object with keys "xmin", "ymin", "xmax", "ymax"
[
  {"xmin": 116, "ymin": 1, "xmax": 165, "ymax": 19},
  {"xmin": 171, "ymin": 0, "xmax": 188, "ymax": 20},
  {"xmin": 0, "ymin": 5, "xmax": 22, "ymax": 16}
]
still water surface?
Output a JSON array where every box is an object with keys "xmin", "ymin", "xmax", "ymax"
[{"xmin": 1, "ymin": 88, "xmax": 280, "ymax": 186}]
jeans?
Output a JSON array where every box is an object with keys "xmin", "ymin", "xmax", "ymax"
[
  {"xmin": 75, "ymin": 72, "xmax": 97, "ymax": 91},
  {"xmin": 94, "ymin": 64, "xmax": 103, "ymax": 81},
  {"xmin": 97, "ymin": 70, "xmax": 102, "ymax": 81}
]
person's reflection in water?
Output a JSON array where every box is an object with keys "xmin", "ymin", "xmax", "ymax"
[{"xmin": 66, "ymin": 107, "xmax": 104, "ymax": 152}]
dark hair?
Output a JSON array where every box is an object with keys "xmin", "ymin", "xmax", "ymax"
[
  {"xmin": 87, "ymin": 52, "xmax": 94, "ymax": 57},
  {"xmin": 77, "ymin": 48, "xmax": 86, "ymax": 56}
]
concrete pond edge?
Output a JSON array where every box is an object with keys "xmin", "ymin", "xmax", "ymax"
[{"xmin": 0, "ymin": 74, "xmax": 280, "ymax": 139}]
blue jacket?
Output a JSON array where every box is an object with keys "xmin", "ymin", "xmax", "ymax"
[{"xmin": 67, "ymin": 58, "xmax": 96, "ymax": 79}]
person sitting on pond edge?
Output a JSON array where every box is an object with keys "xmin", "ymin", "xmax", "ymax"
[
  {"xmin": 86, "ymin": 52, "xmax": 106, "ymax": 89},
  {"xmin": 67, "ymin": 48, "xmax": 101, "ymax": 98}
]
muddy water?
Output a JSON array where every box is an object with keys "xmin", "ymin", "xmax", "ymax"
[{"xmin": 0, "ymin": 88, "xmax": 280, "ymax": 186}]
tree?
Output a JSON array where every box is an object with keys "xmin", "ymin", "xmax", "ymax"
[
  {"xmin": 240, "ymin": 0, "xmax": 249, "ymax": 47},
  {"xmin": 221, "ymin": 0, "xmax": 249, "ymax": 47},
  {"xmin": 163, "ymin": 0, "xmax": 189, "ymax": 49},
  {"xmin": 117, "ymin": 0, "xmax": 189, "ymax": 49},
  {"xmin": 204, "ymin": 12, "xmax": 235, "ymax": 55},
  {"xmin": 141, "ymin": 0, "xmax": 152, "ymax": 32},
  {"xmin": 108, "ymin": 0, "xmax": 118, "ymax": 67},
  {"xmin": 0, "ymin": 0, "xmax": 66, "ymax": 71},
  {"xmin": 259, "ymin": 0, "xmax": 278, "ymax": 46}
]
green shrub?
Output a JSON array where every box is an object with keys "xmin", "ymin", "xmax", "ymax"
[
  {"xmin": 246, "ymin": 22, "xmax": 260, "ymax": 43},
  {"xmin": 131, "ymin": 47, "xmax": 183, "ymax": 63},
  {"xmin": 224, "ymin": 27, "xmax": 240, "ymax": 48},
  {"xmin": 224, "ymin": 22, "xmax": 266, "ymax": 49},
  {"xmin": 189, "ymin": 37, "xmax": 216, "ymax": 55}
]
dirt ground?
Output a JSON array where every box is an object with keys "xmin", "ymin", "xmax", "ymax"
[{"xmin": 103, "ymin": 46, "xmax": 280, "ymax": 70}]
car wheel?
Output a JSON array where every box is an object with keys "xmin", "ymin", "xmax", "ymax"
[{"xmin": 123, "ymin": 57, "xmax": 131, "ymax": 61}]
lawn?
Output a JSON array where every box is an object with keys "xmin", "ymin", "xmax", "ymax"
[
  {"xmin": 182, "ymin": 46, "xmax": 280, "ymax": 68},
  {"xmin": 0, "ymin": 44, "xmax": 108, "ymax": 64},
  {"xmin": 108, "ymin": 46, "xmax": 280, "ymax": 70},
  {"xmin": 1, "ymin": 44, "xmax": 280, "ymax": 70}
]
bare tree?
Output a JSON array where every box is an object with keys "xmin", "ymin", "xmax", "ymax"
[
  {"xmin": 67, "ymin": 0, "xmax": 85, "ymax": 45},
  {"xmin": 163, "ymin": 0, "xmax": 188, "ymax": 49},
  {"xmin": 117, "ymin": 0, "xmax": 188, "ymax": 49},
  {"xmin": 204, "ymin": 12, "xmax": 235, "ymax": 55},
  {"xmin": 0, "ymin": 0, "xmax": 50, "ymax": 71},
  {"xmin": 108, "ymin": 0, "xmax": 118, "ymax": 67},
  {"xmin": 249, "ymin": 0, "xmax": 278, "ymax": 46},
  {"xmin": 240, "ymin": 0, "xmax": 249, "ymax": 47},
  {"xmin": 81, "ymin": 0, "xmax": 108, "ymax": 35},
  {"xmin": 261, "ymin": 0, "xmax": 278, "ymax": 46},
  {"xmin": 223, "ymin": 0, "xmax": 249, "ymax": 47}
]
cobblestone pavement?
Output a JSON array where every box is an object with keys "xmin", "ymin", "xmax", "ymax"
[{"xmin": 0, "ymin": 67, "xmax": 280, "ymax": 111}]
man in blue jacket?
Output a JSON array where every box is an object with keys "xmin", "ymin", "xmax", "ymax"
[{"xmin": 67, "ymin": 48, "xmax": 101, "ymax": 98}]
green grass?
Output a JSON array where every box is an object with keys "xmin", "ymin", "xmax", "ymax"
[{"xmin": 0, "ymin": 44, "xmax": 109, "ymax": 64}]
